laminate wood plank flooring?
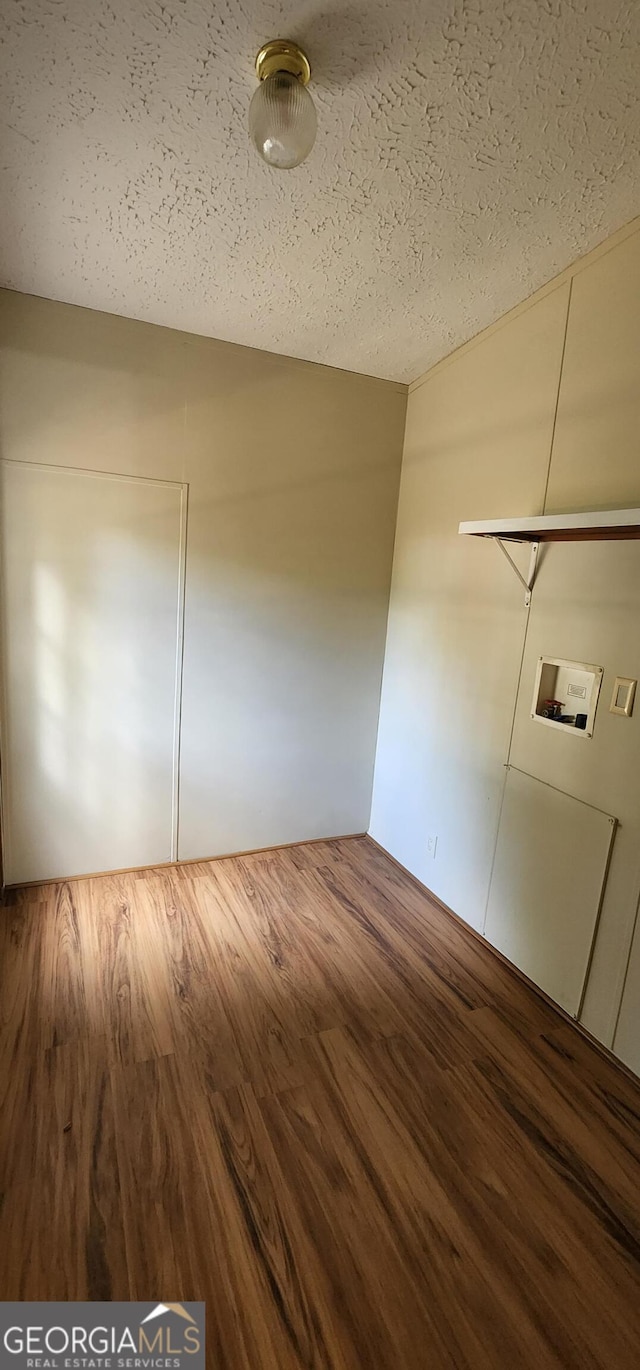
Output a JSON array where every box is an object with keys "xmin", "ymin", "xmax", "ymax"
[{"xmin": 2, "ymin": 835, "xmax": 640, "ymax": 1367}]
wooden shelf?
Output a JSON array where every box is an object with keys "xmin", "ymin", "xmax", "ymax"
[{"xmin": 459, "ymin": 508, "xmax": 640, "ymax": 544}]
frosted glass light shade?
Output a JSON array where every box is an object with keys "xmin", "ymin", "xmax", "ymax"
[{"xmin": 249, "ymin": 71, "xmax": 317, "ymax": 169}]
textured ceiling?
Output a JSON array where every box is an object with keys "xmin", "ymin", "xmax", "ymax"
[{"xmin": 1, "ymin": 0, "xmax": 639, "ymax": 382}]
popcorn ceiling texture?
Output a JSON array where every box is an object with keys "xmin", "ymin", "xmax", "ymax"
[{"xmin": 1, "ymin": 0, "xmax": 639, "ymax": 382}]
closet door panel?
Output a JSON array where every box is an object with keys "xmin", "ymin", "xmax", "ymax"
[{"xmin": 0, "ymin": 461, "xmax": 185, "ymax": 883}]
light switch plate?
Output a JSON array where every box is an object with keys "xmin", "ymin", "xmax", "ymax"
[{"xmin": 610, "ymin": 677, "xmax": 636, "ymax": 717}]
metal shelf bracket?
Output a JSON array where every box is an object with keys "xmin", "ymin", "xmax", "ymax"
[{"xmin": 496, "ymin": 539, "xmax": 539, "ymax": 607}]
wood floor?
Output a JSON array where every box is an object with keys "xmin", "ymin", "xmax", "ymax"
[{"xmin": 2, "ymin": 836, "xmax": 640, "ymax": 1367}]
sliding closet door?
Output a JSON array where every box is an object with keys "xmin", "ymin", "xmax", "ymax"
[{"xmin": 0, "ymin": 462, "xmax": 186, "ymax": 884}]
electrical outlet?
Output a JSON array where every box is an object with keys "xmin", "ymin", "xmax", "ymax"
[{"xmin": 427, "ymin": 834, "xmax": 438, "ymax": 859}]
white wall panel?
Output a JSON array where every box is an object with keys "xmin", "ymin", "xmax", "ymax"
[
  {"xmin": 177, "ymin": 339, "xmax": 404, "ymax": 860},
  {"xmin": 507, "ymin": 539, "xmax": 640, "ymax": 1045},
  {"xmin": 0, "ymin": 461, "xmax": 186, "ymax": 882},
  {"xmin": 485, "ymin": 768, "xmax": 616, "ymax": 1017},
  {"xmin": 369, "ymin": 285, "xmax": 570, "ymax": 928}
]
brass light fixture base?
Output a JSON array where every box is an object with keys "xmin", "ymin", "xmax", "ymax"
[{"xmin": 255, "ymin": 39, "xmax": 311, "ymax": 85}]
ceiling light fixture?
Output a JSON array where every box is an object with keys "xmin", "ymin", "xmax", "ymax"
[{"xmin": 249, "ymin": 39, "xmax": 317, "ymax": 170}]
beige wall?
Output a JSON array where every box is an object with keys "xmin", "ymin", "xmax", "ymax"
[
  {"xmin": 370, "ymin": 285, "xmax": 569, "ymax": 928},
  {"xmin": 370, "ymin": 220, "xmax": 640, "ymax": 1074},
  {"xmin": 0, "ymin": 290, "xmax": 406, "ymax": 867}
]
